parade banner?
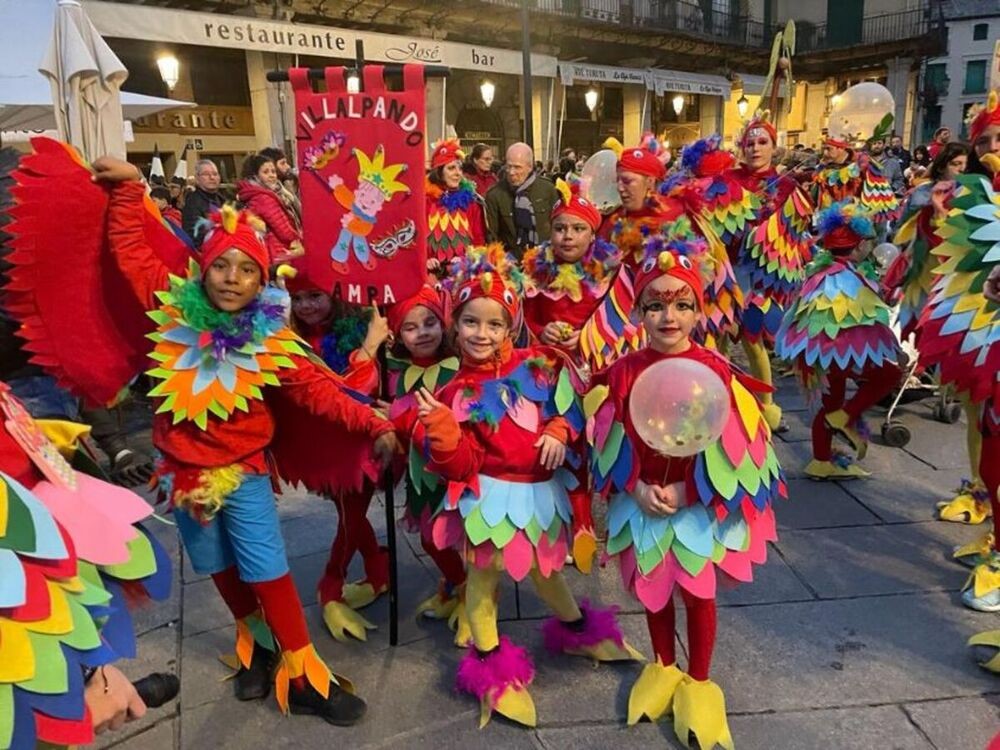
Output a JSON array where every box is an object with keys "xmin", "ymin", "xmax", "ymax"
[{"xmin": 291, "ymin": 65, "xmax": 427, "ymax": 305}]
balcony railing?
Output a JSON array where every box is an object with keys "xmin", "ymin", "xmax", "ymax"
[
  {"xmin": 792, "ymin": 7, "xmax": 943, "ymax": 52},
  {"xmin": 484, "ymin": 0, "xmax": 941, "ymax": 52}
]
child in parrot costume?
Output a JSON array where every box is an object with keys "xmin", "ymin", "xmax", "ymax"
[
  {"xmin": 383, "ymin": 285, "xmax": 469, "ymax": 641},
  {"xmin": 775, "ymin": 200, "xmax": 901, "ymax": 480},
  {"xmin": 587, "ymin": 225, "xmax": 784, "ymax": 749},
  {"xmin": 521, "ymin": 178, "xmax": 624, "ymax": 572},
  {"xmin": 412, "ymin": 245, "xmax": 640, "ymax": 728},
  {"xmin": 1, "ymin": 139, "xmax": 400, "ymax": 726}
]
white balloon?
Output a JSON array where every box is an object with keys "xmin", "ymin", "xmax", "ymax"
[
  {"xmin": 828, "ymin": 83, "xmax": 895, "ymax": 144},
  {"xmin": 873, "ymin": 242, "xmax": 900, "ymax": 266},
  {"xmin": 628, "ymin": 358, "xmax": 730, "ymax": 458},
  {"xmin": 580, "ymin": 150, "xmax": 621, "ymax": 213}
]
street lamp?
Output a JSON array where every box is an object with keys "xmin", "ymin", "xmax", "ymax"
[
  {"xmin": 737, "ymin": 95, "xmax": 749, "ymax": 119},
  {"xmin": 585, "ymin": 88, "xmax": 599, "ymax": 113},
  {"xmin": 480, "ymin": 79, "xmax": 495, "ymax": 108},
  {"xmin": 156, "ymin": 54, "xmax": 179, "ymax": 92},
  {"xmin": 672, "ymin": 94, "xmax": 685, "ymax": 116},
  {"xmin": 346, "ymin": 72, "xmax": 361, "ymax": 94}
]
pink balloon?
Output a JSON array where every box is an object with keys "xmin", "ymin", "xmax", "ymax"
[{"xmin": 628, "ymin": 358, "xmax": 729, "ymax": 457}]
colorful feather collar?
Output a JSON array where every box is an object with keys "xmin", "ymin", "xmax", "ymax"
[
  {"xmin": 145, "ymin": 267, "xmax": 305, "ymax": 429},
  {"xmin": 522, "ymin": 238, "xmax": 620, "ymax": 302},
  {"xmin": 426, "ymin": 178, "xmax": 478, "ymax": 212}
]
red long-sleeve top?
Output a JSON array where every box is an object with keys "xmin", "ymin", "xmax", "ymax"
[
  {"xmin": 418, "ymin": 343, "xmax": 572, "ymax": 485},
  {"xmin": 598, "ymin": 344, "xmax": 732, "ymax": 500},
  {"xmin": 523, "ymin": 285, "xmax": 603, "ymax": 356},
  {"xmin": 107, "ymin": 181, "xmax": 392, "ymax": 473}
]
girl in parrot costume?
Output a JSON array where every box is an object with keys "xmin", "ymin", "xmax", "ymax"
[
  {"xmin": 286, "ymin": 269, "xmax": 393, "ymax": 642},
  {"xmin": 412, "ymin": 245, "xmax": 640, "ymax": 728},
  {"xmin": 1, "ymin": 140, "xmax": 400, "ymax": 726},
  {"xmin": 383, "ymin": 285, "xmax": 469, "ymax": 640},
  {"xmin": 775, "ymin": 200, "xmax": 902, "ymax": 480},
  {"xmin": 0, "ymin": 382, "xmax": 172, "ymax": 750},
  {"xmin": 521, "ymin": 178, "xmax": 623, "ymax": 572},
  {"xmin": 587, "ymin": 225, "xmax": 785, "ymax": 750}
]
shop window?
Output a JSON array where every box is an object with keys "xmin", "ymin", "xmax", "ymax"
[
  {"xmin": 973, "ymin": 23, "xmax": 989, "ymax": 41},
  {"xmin": 964, "ymin": 60, "xmax": 987, "ymax": 95}
]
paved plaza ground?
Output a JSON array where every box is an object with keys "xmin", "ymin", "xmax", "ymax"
[{"xmin": 97, "ymin": 376, "xmax": 1000, "ymax": 749}]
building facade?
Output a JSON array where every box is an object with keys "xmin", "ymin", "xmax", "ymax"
[
  {"xmin": 918, "ymin": 0, "xmax": 998, "ymax": 144},
  {"xmin": 81, "ymin": 0, "xmax": 944, "ymax": 176}
]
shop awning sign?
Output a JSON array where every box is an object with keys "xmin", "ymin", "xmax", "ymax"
[
  {"xmin": 558, "ymin": 62, "xmax": 648, "ymax": 87},
  {"xmin": 649, "ymin": 71, "xmax": 729, "ymax": 97},
  {"xmin": 291, "ymin": 65, "xmax": 428, "ymax": 306},
  {"xmin": 83, "ymin": 1, "xmax": 557, "ymax": 77}
]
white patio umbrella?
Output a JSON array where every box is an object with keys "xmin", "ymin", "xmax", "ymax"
[
  {"xmin": 0, "ymin": 0, "xmax": 192, "ymax": 138},
  {"xmin": 39, "ymin": 0, "xmax": 128, "ymax": 160}
]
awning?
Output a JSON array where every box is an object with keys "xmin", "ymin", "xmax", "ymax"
[
  {"xmin": 648, "ymin": 70, "xmax": 731, "ymax": 97},
  {"xmin": 558, "ymin": 62, "xmax": 650, "ymax": 88},
  {"xmin": 733, "ymin": 73, "xmax": 768, "ymax": 95}
]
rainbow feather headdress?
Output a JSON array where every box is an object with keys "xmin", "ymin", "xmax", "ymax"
[
  {"xmin": 815, "ymin": 200, "xmax": 875, "ymax": 248},
  {"xmin": 443, "ymin": 244, "xmax": 526, "ymax": 321}
]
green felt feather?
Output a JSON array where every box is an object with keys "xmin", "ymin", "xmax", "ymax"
[
  {"xmin": 21, "ymin": 632, "xmax": 68, "ymax": 694},
  {"xmin": 100, "ymin": 531, "xmax": 156, "ymax": 581}
]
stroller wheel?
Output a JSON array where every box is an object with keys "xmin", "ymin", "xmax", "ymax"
[{"xmin": 882, "ymin": 421, "xmax": 911, "ymax": 448}]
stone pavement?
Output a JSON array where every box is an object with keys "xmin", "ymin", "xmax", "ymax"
[{"xmin": 98, "ymin": 378, "xmax": 1000, "ymax": 750}]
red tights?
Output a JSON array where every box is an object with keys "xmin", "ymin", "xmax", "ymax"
[
  {"xmin": 210, "ymin": 567, "xmax": 311, "ymax": 653},
  {"xmin": 644, "ymin": 589, "xmax": 717, "ymax": 681},
  {"xmin": 420, "ymin": 534, "xmax": 466, "ymax": 587},
  {"xmin": 317, "ymin": 485, "xmax": 388, "ymax": 604},
  {"xmin": 811, "ymin": 364, "xmax": 900, "ymax": 461}
]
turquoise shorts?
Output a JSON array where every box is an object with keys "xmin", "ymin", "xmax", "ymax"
[{"xmin": 173, "ymin": 473, "xmax": 289, "ymax": 582}]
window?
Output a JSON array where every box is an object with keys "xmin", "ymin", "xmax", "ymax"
[
  {"xmin": 921, "ymin": 105, "xmax": 942, "ymax": 144},
  {"xmin": 973, "ymin": 23, "xmax": 989, "ymax": 41},
  {"xmin": 924, "ymin": 63, "xmax": 949, "ymax": 97},
  {"xmin": 961, "ymin": 102, "xmax": 978, "ymax": 139},
  {"xmin": 964, "ymin": 60, "xmax": 987, "ymax": 94}
]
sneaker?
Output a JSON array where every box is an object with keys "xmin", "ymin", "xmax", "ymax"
[
  {"xmin": 288, "ymin": 680, "xmax": 367, "ymax": 726},
  {"xmin": 961, "ymin": 586, "xmax": 1000, "ymax": 613},
  {"xmin": 234, "ymin": 644, "xmax": 275, "ymax": 701}
]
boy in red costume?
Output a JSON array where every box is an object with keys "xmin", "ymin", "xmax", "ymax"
[
  {"xmin": 411, "ymin": 246, "xmax": 639, "ymax": 727},
  {"xmin": 23, "ymin": 154, "xmax": 400, "ymax": 726},
  {"xmin": 589, "ymin": 228, "xmax": 784, "ymax": 749}
]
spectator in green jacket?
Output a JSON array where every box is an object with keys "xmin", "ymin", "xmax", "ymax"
[{"xmin": 484, "ymin": 142, "xmax": 559, "ymax": 260}]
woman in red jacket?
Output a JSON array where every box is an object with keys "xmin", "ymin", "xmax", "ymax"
[{"xmin": 237, "ymin": 154, "xmax": 304, "ymax": 265}]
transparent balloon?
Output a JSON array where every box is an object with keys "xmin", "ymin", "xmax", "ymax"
[
  {"xmin": 580, "ymin": 150, "xmax": 621, "ymax": 213},
  {"xmin": 629, "ymin": 358, "xmax": 730, "ymax": 458},
  {"xmin": 828, "ymin": 82, "xmax": 895, "ymax": 144},
  {"xmin": 872, "ymin": 242, "xmax": 900, "ymax": 267}
]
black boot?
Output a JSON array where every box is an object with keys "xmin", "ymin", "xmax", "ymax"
[
  {"xmin": 234, "ymin": 644, "xmax": 274, "ymax": 701},
  {"xmin": 288, "ymin": 680, "xmax": 367, "ymax": 726}
]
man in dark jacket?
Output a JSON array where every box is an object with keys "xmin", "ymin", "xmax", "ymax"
[
  {"xmin": 484, "ymin": 142, "xmax": 559, "ymax": 259},
  {"xmin": 181, "ymin": 158, "xmax": 224, "ymax": 246}
]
